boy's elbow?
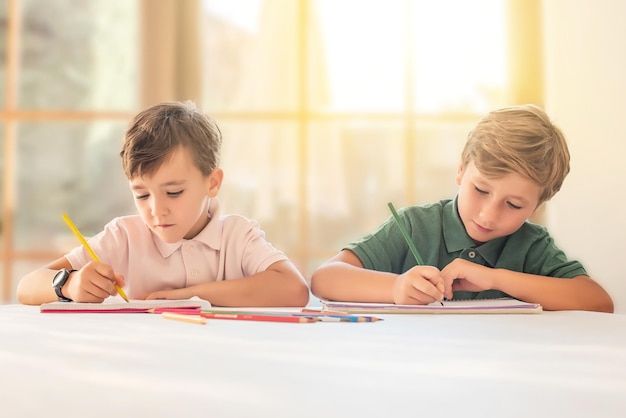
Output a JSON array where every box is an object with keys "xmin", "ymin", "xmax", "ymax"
[
  {"xmin": 283, "ymin": 267, "xmax": 311, "ymax": 307},
  {"xmin": 298, "ymin": 284, "xmax": 311, "ymax": 306},
  {"xmin": 588, "ymin": 279, "xmax": 614, "ymax": 313},
  {"xmin": 16, "ymin": 282, "xmax": 36, "ymax": 306},
  {"xmin": 310, "ymin": 273, "xmax": 321, "ymax": 297},
  {"xmin": 284, "ymin": 280, "xmax": 310, "ymax": 307},
  {"xmin": 15, "ymin": 291, "xmax": 26, "ymax": 305},
  {"xmin": 309, "ymin": 269, "xmax": 330, "ymax": 300},
  {"xmin": 595, "ymin": 296, "xmax": 614, "ymax": 313},
  {"xmin": 580, "ymin": 292, "xmax": 614, "ymax": 313},
  {"xmin": 570, "ymin": 276, "xmax": 615, "ymax": 313}
]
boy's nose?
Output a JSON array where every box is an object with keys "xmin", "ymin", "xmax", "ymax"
[
  {"xmin": 478, "ymin": 201, "xmax": 498, "ymax": 225},
  {"xmin": 150, "ymin": 198, "xmax": 168, "ymax": 216}
]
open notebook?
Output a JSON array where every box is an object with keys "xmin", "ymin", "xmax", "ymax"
[
  {"xmin": 40, "ymin": 297, "xmax": 211, "ymax": 313},
  {"xmin": 322, "ymin": 298, "xmax": 542, "ymax": 314}
]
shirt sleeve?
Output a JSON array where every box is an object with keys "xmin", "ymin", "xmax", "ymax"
[
  {"xmin": 221, "ymin": 215, "xmax": 289, "ymax": 278},
  {"xmin": 64, "ymin": 217, "xmax": 132, "ymax": 271},
  {"xmin": 502, "ymin": 224, "xmax": 588, "ymax": 278},
  {"xmin": 524, "ymin": 229, "xmax": 588, "ymax": 278},
  {"xmin": 345, "ymin": 213, "xmax": 417, "ymax": 274}
]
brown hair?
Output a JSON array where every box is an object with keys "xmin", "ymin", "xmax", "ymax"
[
  {"xmin": 120, "ymin": 101, "xmax": 222, "ymax": 178},
  {"xmin": 461, "ymin": 104, "xmax": 570, "ymax": 204}
]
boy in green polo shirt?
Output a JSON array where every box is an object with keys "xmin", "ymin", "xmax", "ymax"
[{"xmin": 310, "ymin": 104, "xmax": 613, "ymax": 312}]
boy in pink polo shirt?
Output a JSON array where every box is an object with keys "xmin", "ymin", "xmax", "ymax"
[{"xmin": 17, "ymin": 101, "xmax": 310, "ymax": 307}]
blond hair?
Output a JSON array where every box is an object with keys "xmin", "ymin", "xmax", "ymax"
[
  {"xmin": 461, "ymin": 104, "xmax": 570, "ymax": 204},
  {"xmin": 120, "ymin": 101, "xmax": 222, "ymax": 179}
]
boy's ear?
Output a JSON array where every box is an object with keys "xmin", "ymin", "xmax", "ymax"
[
  {"xmin": 455, "ymin": 162, "xmax": 465, "ymax": 186},
  {"xmin": 206, "ymin": 168, "xmax": 223, "ymax": 197}
]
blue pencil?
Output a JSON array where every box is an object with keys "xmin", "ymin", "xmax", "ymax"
[{"xmin": 312, "ymin": 315, "xmax": 381, "ymax": 323}]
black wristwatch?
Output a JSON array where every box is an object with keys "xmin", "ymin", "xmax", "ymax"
[{"xmin": 52, "ymin": 268, "xmax": 76, "ymax": 302}]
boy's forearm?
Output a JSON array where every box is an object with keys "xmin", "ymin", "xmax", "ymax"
[
  {"xmin": 188, "ymin": 264, "xmax": 310, "ymax": 307},
  {"xmin": 493, "ymin": 270, "xmax": 614, "ymax": 313},
  {"xmin": 16, "ymin": 269, "xmax": 58, "ymax": 305},
  {"xmin": 311, "ymin": 262, "xmax": 397, "ymax": 303}
]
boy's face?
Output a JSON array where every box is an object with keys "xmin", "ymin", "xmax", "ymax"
[
  {"xmin": 129, "ymin": 146, "xmax": 223, "ymax": 243},
  {"xmin": 455, "ymin": 161, "xmax": 541, "ymax": 244}
]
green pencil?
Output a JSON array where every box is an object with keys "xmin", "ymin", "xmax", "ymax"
[
  {"xmin": 388, "ymin": 202, "xmax": 444, "ymax": 305},
  {"xmin": 387, "ymin": 202, "xmax": 424, "ymax": 265}
]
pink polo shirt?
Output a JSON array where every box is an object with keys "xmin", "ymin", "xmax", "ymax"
[{"xmin": 65, "ymin": 198, "xmax": 288, "ymax": 299}]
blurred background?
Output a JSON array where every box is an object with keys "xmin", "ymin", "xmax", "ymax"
[{"xmin": 1, "ymin": 0, "xmax": 624, "ymax": 311}]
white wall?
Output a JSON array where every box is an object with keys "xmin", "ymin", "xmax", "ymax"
[{"xmin": 543, "ymin": 0, "xmax": 626, "ymax": 313}]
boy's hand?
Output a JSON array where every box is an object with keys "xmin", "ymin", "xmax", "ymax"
[
  {"xmin": 440, "ymin": 258, "xmax": 495, "ymax": 299},
  {"xmin": 65, "ymin": 261, "xmax": 125, "ymax": 303},
  {"xmin": 392, "ymin": 265, "xmax": 445, "ymax": 305}
]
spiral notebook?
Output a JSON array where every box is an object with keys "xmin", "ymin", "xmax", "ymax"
[
  {"xmin": 40, "ymin": 297, "xmax": 211, "ymax": 313},
  {"xmin": 321, "ymin": 298, "xmax": 542, "ymax": 314}
]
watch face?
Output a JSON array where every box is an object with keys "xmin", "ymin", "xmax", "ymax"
[
  {"xmin": 52, "ymin": 269, "xmax": 73, "ymax": 302},
  {"xmin": 52, "ymin": 269, "xmax": 70, "ymax": 287}
]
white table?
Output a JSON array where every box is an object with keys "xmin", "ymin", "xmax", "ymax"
[{"xmin": 1, "ymin": 304, "xmax": 625, "ymax": 418}]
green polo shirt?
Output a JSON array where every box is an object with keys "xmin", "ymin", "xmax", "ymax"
[{"xmin": 345, "ymin": 198, "xmax": 587, "ymax": 300}]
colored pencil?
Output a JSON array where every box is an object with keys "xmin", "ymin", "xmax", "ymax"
[
  {"xmin": 200, "ymin": 312, "xmax": 318, "ymax": 323},
  {"xmin": 148, "ymin": 307, "xmax": 202, "ymax": 315},
  {"xmin": 63, "ymin": 213, "xmax": 130, "ymax": 303},
  {"xmin": 388, "ymin": 202, "xmax": 444, "ymax": 306},
  {"xmin": 200, "ymin": 309, "xmax": 381, "ymax": 322},
  {"xmin": 162, "ymin": 312, "xmax": 207, "ymax": 325},
  {"xmin": 314, "ymin": 315, "xmax": 381, "ymax": 323},
  {"xmin": 301, "ymin": 308, "xmax": 350, "ymax": 315},
  {"xmin": 387, "ymin": 202, "xmax": 424, "ymax": 265}
]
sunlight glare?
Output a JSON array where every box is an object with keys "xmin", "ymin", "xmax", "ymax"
[
  {"xmin": 316, "ymin": 0, "xmax": 506, "ymax": 112},
  {"xmin": 203, "ymin": 0, "xmax": 262, "ymax": 33}
]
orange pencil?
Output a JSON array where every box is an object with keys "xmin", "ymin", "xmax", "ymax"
[
  {"xmin": 301, "ymin": 308, "xmax": 350, "ymax": 316},
  {"xmin": 162, "ymin": 312, "xmax": 207, "ymax": 325},
  {"xmin": 149, "ymin": 307, "xmax": 202, "ymax": 315},
  {"xmin": 200, "ymin": 312, "xmax": 318, "ymax": 323}
]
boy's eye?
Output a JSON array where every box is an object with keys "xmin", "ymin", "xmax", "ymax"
[
  {"xmin": 167, "ymin": 190, "xmax": 183, "ymax": 197},
  {"xmin": 474, "ymin": 186, "xmax": 488, "ymax": 195},
  {"xmin": 135, "ymin": 194, "xmax": 149, "ymax": 200},
  {"xmin": 507, "ymin": 202, "xmax": 522, "ymax": 210}
]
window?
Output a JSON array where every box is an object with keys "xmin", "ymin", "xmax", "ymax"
[
  {"xmin": 0, "ymin": 0, "xmax": 139, "ymax": 302},
  {"xmin": 202, "ymin": 0, "xmax": 540, "ymax": 276},
  {"xmin": 0, "ymin": 0, "xmax": 541, "ymax": 303}
]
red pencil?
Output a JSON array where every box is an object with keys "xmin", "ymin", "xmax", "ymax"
[{"xmin": 200, "ymin": 312, "xmax": 318, "ymax": 323}]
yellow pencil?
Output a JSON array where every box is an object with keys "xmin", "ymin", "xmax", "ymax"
[{"xmin": 62, "ymin": 213, "xmax": 130, "ymax": 303}]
